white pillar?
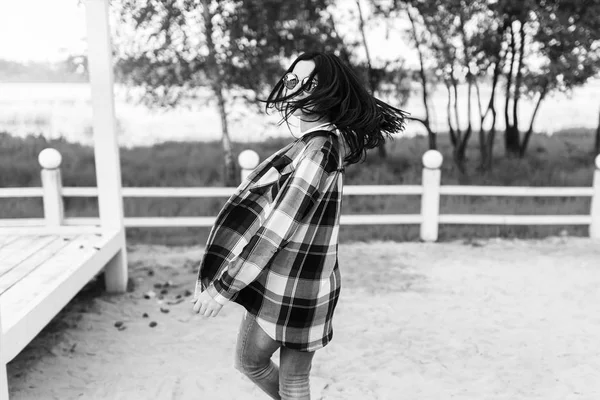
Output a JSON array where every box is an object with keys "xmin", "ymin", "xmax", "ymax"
[
  {"xmin": 38, "ymin": 148, "xmax": 65, "ymax": 226},
  {"xmin": 590, "ymin": 155, "xmax": 600, "ymax": 239},
  {"xmin": 420, "ymin": 150, "xmax": 443, "ymax": 242},
  {"xmin": 0, "ymin": 304, "xmax": 6, "ymax": 399},
  {"xmin": 238, "ymin": 149, "xmax": 260, "ymax": 182},
  {"xmin": 85, "ymin": 0, "xmax": 128, "ymax": 293},
  {"xmin": 0, "ymin": 362, "xmax": 7, "ymax": 400}
]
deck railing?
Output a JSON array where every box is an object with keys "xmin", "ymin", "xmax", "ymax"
[{"xmin": 1, "ymin": 148, "xmax": 599, "ymax": 242}]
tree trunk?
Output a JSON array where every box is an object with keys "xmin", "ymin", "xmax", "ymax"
[
  {"xmin": 407, "ymin": 6, "xmax": 436, "ymax": 150},
  {"xmin": 459, "ymin": 76, "xmax": 473, "ymax": 165},
  {"xmin": 475, "ymin": 81, "xmax": 490, "ymax": 171},
  {"xmin": 201, "ymin": 0, "xmax": 237, "ymax": 186},
  {"xmin": 356, "ymin": 0, "xmax": 374, "ymax": 91},
  {"xmin": 445, "ymin": 83, "xmax": 467, "ymax": 174},
  {"xmin": 446, "ymin": 83, "xmax": 457, "ymax": 147},
  {"xmin": 504, "ymin": 23, "xmax": 520, "ymax": 156},
  {"xmin": 476, "ymin": 19, "xmax": 507, "ymax": 171},
  {"xmin": 520, "ymin": 83, "xmax": 547, "ymax": 157},
  {"xmin": 356, "ymin": 0, "xmax": 387, "ymax": 159},
  {"xmin": 512, "ymin": 21, "xmax": 525, "ymax": 135},
  {"xmin": 450, "ymin": 69, "xmax": 461, "ymax": 145},
  {"xmin": 407, "ymin": 117, "xmax": 436, "ymax": 149},
  {"xmin": 595, "ymin": 107, "xmax": 600, "ymax": 156}
]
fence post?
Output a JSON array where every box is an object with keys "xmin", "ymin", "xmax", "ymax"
[
  {"xmin": 420, "ymin": 150, "xmax": 443, "ymax": 242},
  {"xmin": 591, "ymin": 154, "xmax": 600, "ymax": 239},
  {"xmin": 38, "ymin": 148, "xmax": 65, "ymax": 227},
  {"xmin": 238, "ymin": 149, "xmax": 260, "ymax": 182},
  {"xmin": 0, "ymin": 361, "xmax": 7, "ymax": 400}
]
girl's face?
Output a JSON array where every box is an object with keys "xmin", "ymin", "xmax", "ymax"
[{"xmin": 283, "ymin": 60, "xmax": 317, "ymax": 117}]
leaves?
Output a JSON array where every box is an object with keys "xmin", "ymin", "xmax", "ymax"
[{"xmin": 112, "ymin": 0, "xmax": 348, "ymax": 107}]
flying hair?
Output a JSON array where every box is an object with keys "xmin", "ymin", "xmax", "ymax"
[{"xmin": 262, "ymin": 51, "xmax": 409, "ymax": 166}]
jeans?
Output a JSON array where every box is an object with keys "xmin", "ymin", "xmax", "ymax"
[{"xmin": 234, "ymin": 311, "xmax": 315, "ymax": 400}]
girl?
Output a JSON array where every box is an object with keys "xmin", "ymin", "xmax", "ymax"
[{"xmin": 192, "ymin": 51, "xmax": 407, "ymax": 399}]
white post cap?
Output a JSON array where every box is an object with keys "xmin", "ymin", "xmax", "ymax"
[
  {"xmin": 422, "ymin": 150, "xmax": 443, "ymax": 169},
  {"xmin": 238, "ymin": 149, "xmax": 260, "ymax": 169},
  {"xmin": 38, "ymin": 148, "xmax": 63, "ymax": 169}
]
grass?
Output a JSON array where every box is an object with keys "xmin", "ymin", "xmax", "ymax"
[{"xmin": 0, "ymin": 129, "xmax": 597, "ymax": 245}]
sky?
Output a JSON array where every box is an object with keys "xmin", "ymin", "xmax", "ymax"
[
  {"xmin": 0, "ymin": 1, "xmax": 88, "ymax": 63},
  {"xmin": 0, "ymin": 0, "xmax": 418, "ymax": 67}
]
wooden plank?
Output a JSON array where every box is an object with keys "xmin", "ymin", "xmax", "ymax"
[
  {"xmin": 125, "ymin": 216, "xmax": 216, "ymax": 227},
  {"xmin": 340, "ymin": 214, "xmax": 422, "ymax": 225},
  {"xmin": 0, "ymin": 225, "xmax": 102, "ymax": 236},
  {"xmin": 439, "ymin": 185, "xmax": 593, "ymax": 197},
  {"xmin": 0, "ymin": 236, "xmax": 73, "ymax": 295},
  {"xmin": 0, "ymin": 218, "xmax": 46, "ymax": 227},
  {"xmin": 1, "ymin": 229, "xmax": 121, "ymax": 363},
  {"xmin": 438, "ymin": 214, "xmax": 591, "ymax": 225},
  {"xmin": 0, "ymin": 235, "xmax": 18, "ymax": 248},
  {"xmin": 344, "ymin": 185, "xmax": 422, "ymax": 196},
  {"xmin": 0, "ymin": 236, "xmax": 60, "ymax": 277},
  {"xmin": 0, "ymin": 187, "xmax": 43, "ymax": 198},
  {"xmin": 3, "ymin": 234, "xmax": 108, "ymax": 313},
  {"xmin": 0, "ymin": 236, "xmax": 43, "ymax": 267},
  {"xmin": 122, "ymin": 187, "xmax": 235, "ymax": 198}
]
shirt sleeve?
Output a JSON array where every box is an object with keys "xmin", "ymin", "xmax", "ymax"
[{"xmin": 206, "ymin": 148, "xmax": 331, "ymax": 305}]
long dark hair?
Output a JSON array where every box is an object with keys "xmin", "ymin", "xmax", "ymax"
[{"xmin": 263, "ymin": 51, "xmax": 408, "ymax": 166}]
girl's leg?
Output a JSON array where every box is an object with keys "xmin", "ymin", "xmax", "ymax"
[
  {"xmin": 279, "ymin": 346, "xmax": 315, "ymax": 400},
  {"xmin": 234, "ymin": 311, "xmax": 281, "ymax": 399}
]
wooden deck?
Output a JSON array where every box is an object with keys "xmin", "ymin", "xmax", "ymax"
[{"xmin": 0, "ymin": 228, "xmax": 122, "ymax": 364}]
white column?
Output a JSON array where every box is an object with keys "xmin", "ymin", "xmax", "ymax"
[
  {"xmin": 590, "ymin": 155, "xmax": 600, "ymax": 239},
  {"xmin": 38, "ymin": 148, "xmax": 65, "ymax": 226},
  {"xmin": 85, "ymin": 0, "xmax": 128, "ymax": 293},
  {"xmin": 0, "ymin": 362, "xmax": 7, "ymax": 400},
  {"xmin": 238, "ymin": 149, "xmax": 260, "ymax": 182},
  {"xmin": 420, "ymin": 150, "xmax": 443, "ymax": 242}
]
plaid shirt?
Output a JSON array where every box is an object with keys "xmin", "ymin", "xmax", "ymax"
[{"xmin": 194, "ymin": 128, "xmax": 345, "ymax": 351}]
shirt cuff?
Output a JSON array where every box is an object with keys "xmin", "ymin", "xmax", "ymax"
[{"xmin": 206, "ymin": 283, "xmax": 230, "ymax": 306}]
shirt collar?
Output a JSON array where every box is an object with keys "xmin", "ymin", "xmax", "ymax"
[{"xmin": 300, "ymin": 123, "xmax": 338, "ymax": 136}]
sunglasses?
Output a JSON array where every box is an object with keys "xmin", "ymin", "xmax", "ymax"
[{"xmin": 282, "ymin": 72, "xmax": 318, "ymax": 93}]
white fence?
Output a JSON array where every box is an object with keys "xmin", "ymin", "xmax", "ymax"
[{"xmin": 1, "ymin": 148, "xmax": 599, "ymax": 242}]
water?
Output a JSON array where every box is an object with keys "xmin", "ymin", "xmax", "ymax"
[{"xmin": 0, "ymin": 80, "xmax": 598, "ymax": 147}]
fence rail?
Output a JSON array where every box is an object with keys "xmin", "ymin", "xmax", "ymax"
[{"xmin": 1, "ymin": 148, "xmax": 599, "ymax": 241}]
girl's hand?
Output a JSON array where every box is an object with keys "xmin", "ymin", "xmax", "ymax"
[{"xmin": 192, "ymin": 290, "xmax": 223, "ymax": 318}]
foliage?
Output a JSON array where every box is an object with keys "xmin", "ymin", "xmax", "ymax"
[
  {"xmin": 372, "ymin": 0, "xmax": 600, "ymax": 168},
  {"xmin": 1, "ymin": 130, "xmax": 596, "ymax": 244},
  {"xmin": 112, "ymin": 0, "xmax": 348, "ymax": 108}
]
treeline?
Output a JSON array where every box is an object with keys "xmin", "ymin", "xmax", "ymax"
[
  {"xmin": 108, "ymin": 0, "xmax": 599, "ymax": 181},
  {"xmin": 7, "ymin": 0, "xmax": 599, "ymax": 182},
  {"xmin": 0, "ymin": 57, "xmax": 87, "ymax": 83},
  {"xmin": 376, "ymin": 0, "xmax": 600, "ymax": 171}
]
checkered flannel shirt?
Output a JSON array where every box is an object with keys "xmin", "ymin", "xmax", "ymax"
[{"xmin": 194, "ymin": 129, "xmax": 345, "ymax": 351}]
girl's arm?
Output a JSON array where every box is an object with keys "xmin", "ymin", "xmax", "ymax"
[{"xmin": 205, "ymin": 148, "xmax": 333, "ymax": 305}]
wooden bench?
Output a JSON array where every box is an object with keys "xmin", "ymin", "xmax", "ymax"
[
  {"xmin": 0, "ymin": 1, "xmax": 140, "ymax": 397},
  {"xmin": 0, "ymin": 227, "xmax": 125, "ymax": 399}
]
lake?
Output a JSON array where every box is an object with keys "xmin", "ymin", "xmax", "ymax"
[{"xmin": 0, "ymin": 80, "xmax": 598, "ymax": 147}]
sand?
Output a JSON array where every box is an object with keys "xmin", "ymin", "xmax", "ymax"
[{"xmin": 7, "ymin": 237, "xmax": 600, "ymax": 400}]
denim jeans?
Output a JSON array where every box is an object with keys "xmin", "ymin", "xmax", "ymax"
[{"xmin": 234, "ymin": 311, "xmax": 316, "ymax": 400}]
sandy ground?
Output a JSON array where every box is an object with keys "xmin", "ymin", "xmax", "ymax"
[{"xmin": 7, "ymin": 237, "xmax": 600, "ymax": 400}]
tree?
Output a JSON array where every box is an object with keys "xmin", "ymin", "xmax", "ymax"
[
  {"xmin": 373, "ymin": 0, "xmax": 485, "ymax": 174},
  {"xmin": 113, "ymin": 0, "xmax": 346, "ymax": 185},
  {"xmin": 375, "ymin": 0, "xmax": 600, "ymax": 172},
  {"xmin": 489, "ymin": 0, "xmax": 600, "ymax": 157},
  {"xmin": 371, "ymin": 1, "xmax": 440, "ymax": 153},
  {"xmin": 595, "ymin": 107, "xmax": 600, "ymax": 156},
  {"xmin": 354, "ymin": 0, "xmax": 411, "ymax": 158}
]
